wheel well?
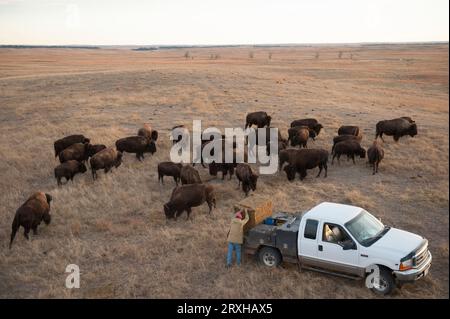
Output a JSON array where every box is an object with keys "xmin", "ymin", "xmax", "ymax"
[
  {"xmin": 257, "ymin": 245, "xmax": 282, "ymax": 261},
  {"xmin": 366, "ymin": 264, "xmax": 394, "ymax": 277}
]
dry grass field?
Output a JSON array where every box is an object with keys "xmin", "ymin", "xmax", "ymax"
[{"xmin": 0, "ymin": 44, "xmax": 448, "ymax": 299}]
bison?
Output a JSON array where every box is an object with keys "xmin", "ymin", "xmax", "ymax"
[
  {"xmin": 58, "ymin": 142, "xmax": 90, "ymax": 163},
  {"xmin": 54, "ymin": 160, "xmax": 87, "ymax": 186},
  {"xmin": 90, "ymin": 147, "xmax": 123, "ymax": 180},
  {"xmin": 367, "ymin": 140, "xmax": 385, "ymax": 175},
  {"xmin": 332, "ymin": 140, "xmax": 366, "ymax": 165},
  {"xmin": 375, "ymin": 118, "xmax": 418, "ymax": 142},
  {"xmin": 288, "ymin": 126, "xmax": 310, "ymax": 148},
  {"xmin": 208, "ymin": 149, "xmax": 247, "ymax": 180},
  {"xmin": 164, "ymin": 184, "xmax": 216, "ymax": 220},
  {"xmin": 87, "ymin": 144, "xmax": 106, "ymax": 159},
  {"xmin": 245, "ymin": 111, "xmax": 272, "ymax": 129},
  {"xmin": 279, "ymin": 148, "xmax": 302, "ymax": 170},
  {"xmin": 158, "ymin": 162, "xmax": 183, "ymax": 185},
  {"xmin": 236, "ymin": 163, "xmax": 258, "ymax": 196},
  {"xmin": 338, "ymin": 125, "xmax": 360, "ymax": 136},
  {"xmin": 54, "ymin": 134, "xmax": 90, "ymax": 157},
  {"xmin": 180, "ymin": 165, "xmax": 202, "ymax": 185},
  {"xmin": 283, "ymin": 149, "xmax": 329, "ymax": 181},
  {"xmin": 138, "ymin": 123, "xmax": 158, "ymax": 142},
  {"xmin": 115, "ymin": 136, "xmax": 156, "ymax": 161},
  {"xmin": 290, "ymin": 118, "xmax": 323, "ymax": 136},
  {"xmin": 331, "ymin": 134, "xmax": 363, "ymax": 154},
  {"xmin": 10, "ymin": 192, "xmax": 52, "ymax": 249}
]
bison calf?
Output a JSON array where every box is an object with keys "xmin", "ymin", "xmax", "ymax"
[
  {"xmin": 236, "ymin": 163, "xmax": 259, "ymax": 196},
  {"xmin": 367, "ymin": 140, "xmax": 384, "ymax": 175},
  {"xmin": 158, "ymin": 162, "xmax": 183, "ymax": 185},
  {"xmin": 10, "ymin": 192, "xmax": 52, "ymax": 249},
  {"xmin": 138, "ymin": 124, "xmax": 158, "ymax": 142},
  {"xmin": 54, "ymin": 160, "xmax": 87, "ymax": 186}
]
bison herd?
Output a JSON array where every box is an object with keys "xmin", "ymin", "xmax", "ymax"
[{"xmin": 9, "ymin": 113, "xmax": 417, "ymax": 248}]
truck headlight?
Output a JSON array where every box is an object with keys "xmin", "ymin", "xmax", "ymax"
[
  {"xmin": 399, "ymin": 258, "xmax": 413, "ymax": 271},
  {"xmin": 400, "ymin": 252, "xmax": 415, "ymax": 271}
]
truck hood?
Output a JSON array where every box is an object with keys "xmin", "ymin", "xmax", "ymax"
[{"xmin": 370, "ymin": 227, "xmax": 424, "ymax": 257}]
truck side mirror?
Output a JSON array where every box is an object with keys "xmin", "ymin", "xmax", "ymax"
[{"xmin": 342, "ymin": 241, "xmax": 356, "ymax": 250}]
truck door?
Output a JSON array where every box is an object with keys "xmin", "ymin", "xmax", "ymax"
[
  {"xmin": 315, "ymin": 221, "xmax": 362, "ymax": 276},
  {"xmin": 298, "ymin": 219, "xmax": 319, "ymax": 261}
]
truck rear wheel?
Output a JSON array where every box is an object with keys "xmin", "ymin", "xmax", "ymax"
[
  {"xmin": 258, "ymin": 247, "xmax": 281, "ymax": 268},
  {"xmin": 370, "ymin": 268, "xmax": 395, "ymax": 295}
]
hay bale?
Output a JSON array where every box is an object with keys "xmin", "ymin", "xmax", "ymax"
[{"xmin": 234, "ymin": 194, "xmax": 273, "ymax": 232}]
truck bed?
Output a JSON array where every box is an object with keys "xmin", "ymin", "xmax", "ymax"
[{"xmin": 244, "ymin": 212, "xmax": 302, "ymax": 262}]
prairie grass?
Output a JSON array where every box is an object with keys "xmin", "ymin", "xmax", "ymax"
[{"xmin": 0, "ymin": 44, "xmax": 448, "ymax": 298}]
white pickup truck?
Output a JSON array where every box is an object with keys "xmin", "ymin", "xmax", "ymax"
[{"xmin": 244, "ymin": 202, "xmax": 432, "ymax": 295}]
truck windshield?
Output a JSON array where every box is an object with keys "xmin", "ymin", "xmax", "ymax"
[{"xmin": 345, "ymin": 210, "xmax": 388, "ymax": 247}]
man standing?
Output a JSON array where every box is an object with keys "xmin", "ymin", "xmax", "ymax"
[{"xmin": 226, "ymin": 210, "xmax": 249, "ymax": 268}]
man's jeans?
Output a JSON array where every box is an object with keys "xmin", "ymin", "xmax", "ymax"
[{"xmin": 227, "ymin": 242, "xmax": 242, "ymax": 266}]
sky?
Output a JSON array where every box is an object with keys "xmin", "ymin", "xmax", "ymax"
[{"xmin": 0, "ymin": 0, "xmax": 448, "ymax": 45}]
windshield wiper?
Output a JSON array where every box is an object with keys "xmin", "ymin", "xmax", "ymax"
[{"xmin": 362, "ymin": 226, "xmax": 391, "ymax": 246}]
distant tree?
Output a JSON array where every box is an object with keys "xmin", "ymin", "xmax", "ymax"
[
  {"xmin": 315, "ymin": 52, "xmax": 319, "ymax": 59},
  {"xmin": 184, "ymin": 51, "xmax": 190, "ymax": 59},
  {"xmin": 249, "ymin": 51, "xmax": 254, "ymax": 59},
  {"xmin": 215, "ymin": 54, "xmax": 220, "ymax": 60},
  {"xmin": 268, "ymin": 52, "xmax": 272, "ymax": 60},
  {"xmin": 338, "ymin": 51, "xmax": 343, "ymax": 59},
  {"xmin": 350, "ymin": 54, "xmax": 353, "ymax": 60}
]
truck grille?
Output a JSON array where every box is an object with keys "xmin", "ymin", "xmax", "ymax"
[{"xmin": 414, "ymin": 243, "xmax": 429, "ymax": 267}]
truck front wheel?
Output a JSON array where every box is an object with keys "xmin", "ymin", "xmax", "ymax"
[
  {"xmin": 370, "ymin": 268, "xmax": 395, "ymax": 295},
  {"xmin": 258, "ymin": 247, "xmax": 281, "ymax": 268}
]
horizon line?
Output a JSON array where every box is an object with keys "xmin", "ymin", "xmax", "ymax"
[{"xmin": 0, "ymin": 40, "xmax": 448, "ymax": 48}]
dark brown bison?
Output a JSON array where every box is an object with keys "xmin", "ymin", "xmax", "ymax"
[
  {"xmin": 331, "ymin": 134, "xmax": 363, "ymax": 153},
  {"xmin": 283, "ymin": 149, "xmax": 329, "ymax": 181},
  {"xmin": 90, "ymin": 147, "xmax": 123, "ymax": 180},
  {"xmin": 290, "ymin": 118, "xmax": 323, "ymax": 136},
  {"xmin": 288, "ymin": 126, "xmax": 310, "ymax": 148},
  {"xmin": 10, "ymin": 192, "xmax": 52, "ymax": 249},
  {"xmin": 115, "ymin": 136, "xmax": 156, "ymax": 161},
  {"xmin": 54, "ymin": 160, "xmax": 87, "ymax": 186},
  {"xmin": 236, "ymin": 163, "xmax": 258, "ymax": 196},
  {"xmin": 158, "ymin": 162, "xmax": 183, "ymax": 185},
  {"xmin": 278, "ymin": 148, "xmax": 302, "ymax": 170},
  {"xmin": 208, "ymin": 149, "xmax": 247, "ymax": 180},
  {"xmin": 138, "ymin": 123, "xmax": 158, "ymax": 142},
  {"xmin": 332, "ymin": 140, "xmax": 366, "ymax": 165},
  {"xmin": 375, "ymin": 118, "xmax": 418, "ymax": 142},
  {"xmin": 367, "ymin": 140, "xmax": 385, "ymax": 175},
  {"xmin": 54, "ymin": 134, "xmax": 90, "ymax": 157},
  {"xmin": 180, "ymin": 165, "xmax": 202, "ymax": 185},
  {"xmin": 87, "ymin": 144, "xmax": 107, "ymax": 159},
  {"xmin": 338, "ymin": 125, "xmax": 360, "ymax": 136},
  {"xmin": 164, "ymin": 184, "xmax": 216, "ymax": 220},
  {"xmin": 58, "ymin": 142, "xmax": 91, "ymax": 163},
  {"xmin": 245, "ymin": 111, "xmax": 272, "ymax": 129}
]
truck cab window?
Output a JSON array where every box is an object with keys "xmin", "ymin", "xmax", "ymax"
[
  {"xmin": 304, "ymin": 219, "xmax": 318, "ymax": 239},
  {"xmin": 323, "ymin": 223, "xmax": 351, "ymax": 245}
]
